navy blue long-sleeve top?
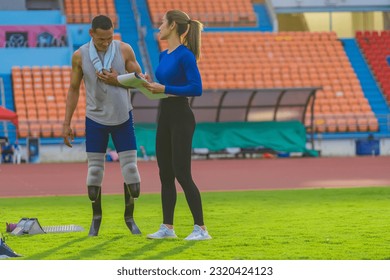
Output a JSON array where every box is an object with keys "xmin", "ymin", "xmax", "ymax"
[{"xmin": 155, "ymin": 45, "xmax": 202, "ymax": 96}]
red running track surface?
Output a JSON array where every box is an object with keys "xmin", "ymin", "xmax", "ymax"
[{"xmin": 0, "ymin": 157, "xmax": 390, "ymax": 198}]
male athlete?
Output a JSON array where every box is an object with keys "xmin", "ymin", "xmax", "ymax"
[{"xmin": 63, "ymin": 15, "xmax": 141, "ymax": 236}]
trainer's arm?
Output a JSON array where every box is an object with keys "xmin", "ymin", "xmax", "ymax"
[{"xmin": 63, "ymin": 50, "xmax": 83, "ymax": 148}]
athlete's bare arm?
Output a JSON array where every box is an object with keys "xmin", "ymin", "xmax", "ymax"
[
  {"xmin": 63, "ymin": 50, "xmax": 83, "ymax": 148},
  {"xmin": 96, "ymin": 42, "xmax": 142, "ymax": 87}
]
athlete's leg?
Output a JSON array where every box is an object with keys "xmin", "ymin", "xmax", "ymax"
[
  {"xmin": 170, "ymin": 100, "xmax": 204, "ymax": 226},
  {"xmin": 111, "ymin": 111, "xmax": 141, "ymax": 234},
  {"xmin": 85, "ymin": 117, "xmax": 109, "ymax": 236},
  {"xmin": 123, "ymin": 182, "xmax": 141, "ymax": 234},
  {"xmin": 118, "ymin": 150, "xmax": 140, "ymax": 197},
  {"xmin": 118, "ymin": 150, "xmax": 141, "ymax": 234},
  {"xmin": 87, "ymin": 184, "xmax": 102, "ymax": 236}
]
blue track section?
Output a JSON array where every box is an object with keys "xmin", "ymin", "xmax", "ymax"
[
  {"xmin": 0, "ymin": 48, "xmax": 72, "ymax": 74},
  {"xmin": 135, "ymin": 0, "xmax": 161, "ymax": 76},
  {"xmin": 342, "ymin": 38, "xmax": 389, "ymax": 134},
  {"xmin": 114, "ymin": 0, "xmax": 144, "ymax": 70},
  {"xmin": 1, "ymin": 74, "xmax": 14, "ymax": 111},
  {"xmin": 0, "ymin": 10, "xmax": 65, "ymax": 24},
  {"xmin": 254, "ymin": 4, "xmax": 273, "ymax": 32}
]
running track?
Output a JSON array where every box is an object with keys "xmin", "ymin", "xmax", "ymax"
[{"xmin": 0, "ymin": 156, "xmax": 389, "ymax": 197}]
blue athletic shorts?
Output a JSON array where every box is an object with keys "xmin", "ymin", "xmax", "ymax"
[{"xmin": 85, "ymin": 111, "xmax": 137, "ymax": 153}]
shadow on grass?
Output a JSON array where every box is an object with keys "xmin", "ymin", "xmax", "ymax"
[
  {"xmin": 71, "ymin": 235, "xmax": 124, "ymax": 259},
  {"xmin": 24, "ymin": 236, "xmax": 89, "ymax": 260},
  {"xmin": 119, "ymin": 239, "xmax": 196, "ymax": 260}
]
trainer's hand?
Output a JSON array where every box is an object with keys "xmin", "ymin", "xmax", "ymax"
[
  {"xmin": 62, "ymin": 123, "xmax": 74, "ymax": 148},
  {"xmin": 139, "ymin": 72, "xmax": 152, "ymax": 83},
  {"xmin": 143, "ymin": 82, "xmax": 165, "ymax": 94}
]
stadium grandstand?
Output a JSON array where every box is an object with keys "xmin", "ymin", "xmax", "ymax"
[{"xmin": 0, "ymin": 0, "xmax": 389, "ymax": 162}]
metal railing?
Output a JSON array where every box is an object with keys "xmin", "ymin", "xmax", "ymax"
[
  {"xmin": 0, "ymin": 77, "xmax": 5, "ymax": 107},
  {"xmin": 131, "ymin": 0, "xmax": 154, "ymax": 77},
  {"xmin": 0, "ymin": 77, "xmax": 8, "ymax": 138}
]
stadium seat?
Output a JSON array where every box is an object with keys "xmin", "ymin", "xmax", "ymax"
[
  {"xmin": 12, "ymin": 65, "xmax": 86, "ymax": 138},
  {"xmin": 147, "ymin": 0, "xmax": 257, "ymax": 27},
  {"xmin": 356, "ymin": 30, "xmax": 390, "ymax": 105},
  {"xmin": 113, "ymin": 33, "xmax": 122, "ymax": 41},
  {"xmin": 159, "ymin": 31, "xmax": 375, "ymax": 132},
  {"xmin": 64, "ymin": 0, "xmax": 118, "ymax": 26}
]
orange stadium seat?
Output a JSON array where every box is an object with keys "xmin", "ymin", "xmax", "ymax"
[
  {"xmin": 64, "ymin": 0, "xmax": 118, "ymax": 26},
  {"xmin": 41, "ymin": 123, "xmax": 52, "ymax": 137},
  {"xmin": 52, "ymin": 123, "xmax": 63, "ymax": 138},
  {"xmin": 18, "ymin": 122, "xmax": 29, "ymax": 138},
  {"xmin": 11, "ymin": 65, "xmax": 86, "ymax": 138},
  {"xmin": 158, "ymin": 31, "xmax": 376, "ymax": 133},
  {"xmin": 113, "ymin": 33, "xmax": 122, "ymax": 41},
  {"xmin": 147, "ymin": 0, "xmax": 257, "ymax": 27}
]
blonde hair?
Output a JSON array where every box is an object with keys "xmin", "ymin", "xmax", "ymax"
[{"xmin": 165, "ymin": 10, "xmax": 203, "ymax": 61}]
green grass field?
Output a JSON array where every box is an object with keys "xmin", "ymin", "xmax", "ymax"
[{"xmin": 1, "ymin": 187, "xmax": 390, "ymax": 260}]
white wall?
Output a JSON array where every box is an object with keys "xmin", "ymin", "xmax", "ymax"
[
  {"xmin": 304, "ymin": 11, "xmax": 384, "ymax": 37},
  {"xmin": 311, "ymin": 139, "xmax": 357, "ymax": 157},
  {"xmin": 12, "ymin": 138, "xmax": 389, "ymax": 163},
  {"xmin": 308, "ymin": 138, "xmax": 390, "ymax": 157},
  {"xmin": 380, "ymin": 138, "xmax": 390, "ymax": 155},
  {"xmin": 352, "ymin": 11, "xmax": 385, "ymax": 30},
  {"xmin": 305, "ymin": 12, "xmax": 354, "ymax": 37},
  {"xmin": 19, "ymin": 143, "xmax": 87, "ymax": 163}
]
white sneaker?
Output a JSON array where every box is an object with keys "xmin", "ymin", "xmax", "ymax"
[
  {"xmin": 184, "ymin": 225, "xmax": 212, "ymax": 241},
  {"xmin": 147, "ymin": 224, "xmax": 178, "ymax": 239}
]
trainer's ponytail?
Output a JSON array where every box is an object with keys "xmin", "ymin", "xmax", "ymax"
[{"xmin": 165, "ymin": 10, "xmax": 203, "ymax": 62}]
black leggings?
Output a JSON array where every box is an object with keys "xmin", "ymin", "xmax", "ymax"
[{"xmin": 156, "ymin": 97, "xmax": 204, "ymax": 226}]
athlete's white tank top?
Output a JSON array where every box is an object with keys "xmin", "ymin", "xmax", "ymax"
[{"xmin": 80, "ymin": 40, "xmax": 133, "ymax": 125}]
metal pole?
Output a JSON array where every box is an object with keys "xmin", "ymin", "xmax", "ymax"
[{"xmin": 0, "ymin": 77, "xmax": 8, "ymax": 138}]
